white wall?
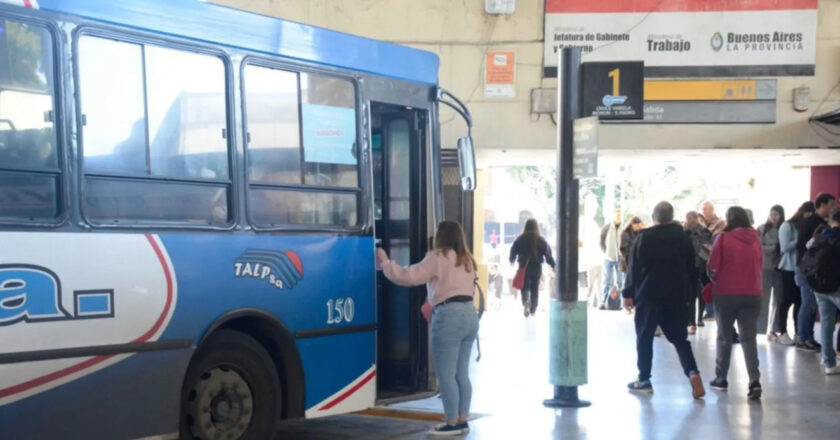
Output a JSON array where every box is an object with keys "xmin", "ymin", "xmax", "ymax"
[{"xmin": 215, "ymin": 0, "xmax": 840, "ymax": 153}]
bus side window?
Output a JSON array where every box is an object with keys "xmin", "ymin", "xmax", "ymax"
[
  {"xmin": 0, "ymin": 18, "xmax": 61, "ymax": 222},
  {"xmin": 243, "ymin": 65, "xmax": 360, "ymax": 229},
  {"xmin": 76, "ymin": 35, "xmax": 231, "ymax": 227}
]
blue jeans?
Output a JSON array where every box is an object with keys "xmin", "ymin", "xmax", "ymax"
[
  {"xmin": 815, "ymin": 293, "xmax": 840, "ymax": 367},
  {"xmin": 795, "ymin": 267, "xmax": 818, "ymax": 343},
  {"xmin": 602, "ymin": 259, "xmax": 624, "ymax": 306},
  {"xmin": 431, "ymin": 301, "xmax": 479, "ymax": 422}
]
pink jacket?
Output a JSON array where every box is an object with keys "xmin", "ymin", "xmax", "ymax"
[
  {"xmin": 707, "ymin": 227, "xmax": 763, "ymax": 297},
  {"xmin": 382, "ymin": 250, "xmax": 475, "ymax": 306}
]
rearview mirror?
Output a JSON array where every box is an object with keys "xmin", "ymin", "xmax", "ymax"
[{"xmin": 457, "ymin": 136, "xmax": 476, "ymax": 191}]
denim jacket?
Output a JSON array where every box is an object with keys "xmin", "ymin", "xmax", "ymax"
[{"xmin": 778, "ymin": 221, "xmax": 798, "ymax": 271}]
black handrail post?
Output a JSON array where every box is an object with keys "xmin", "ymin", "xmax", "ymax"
[{"xmin": 543, "ymin": 47, "xmax": 591, "ymax": 409}]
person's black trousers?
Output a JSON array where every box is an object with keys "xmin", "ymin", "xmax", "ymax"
[
  {"xmin": 776, "ymin": 270, "xmax": 801, "ymax": 335},
  {"xmin": 635, "ymin": 299, "xmax": 699, "ymax": 381},
  {"xmin": 521, "ymin": 271, "xmax": 540, "ymax": 314},
  {"xmin": 687, "ymin": 272, "xmax": 708, "ymax": 326}
]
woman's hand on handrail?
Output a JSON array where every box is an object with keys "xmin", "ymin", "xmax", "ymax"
[{"xmin": 376, "ymin": 248, "xmax": 389, "ymax": 270}]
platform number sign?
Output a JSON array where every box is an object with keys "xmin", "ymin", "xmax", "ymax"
[{"xmin": 582, "ymin": 61, "xmax": 644, "ymax": 120}]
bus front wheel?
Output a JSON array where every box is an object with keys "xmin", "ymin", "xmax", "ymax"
[{"xmin": 181, "ymin": 329, "xmax": 281, "ymax": 440}]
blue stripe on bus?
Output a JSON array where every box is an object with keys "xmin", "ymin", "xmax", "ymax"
[{"xmin": 35, "ymin": 0, "xmax": 439, "ymax": 84}]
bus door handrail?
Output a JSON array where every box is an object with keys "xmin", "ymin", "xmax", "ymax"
[{"xmin": 436, "ymin": 88, "xmax": 472, "ymax": 135}]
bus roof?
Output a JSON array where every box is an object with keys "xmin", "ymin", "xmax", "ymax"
[{"xmin": 33, "ymin": 0, "xmax": 440, "ymax": 85}]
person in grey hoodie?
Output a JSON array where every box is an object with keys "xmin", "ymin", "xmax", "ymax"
[{"xmin": 757, "ymin": 205, "xmax": 784, "ymax": 339}]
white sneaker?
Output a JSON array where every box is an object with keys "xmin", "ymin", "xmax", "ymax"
[
  {"xmin": 777, "ymin": 333, "xmax": 795, "ymax": 346},
  {"xmin": 825, "ymin": 365, "xmax": 840, "ymax": 376}
]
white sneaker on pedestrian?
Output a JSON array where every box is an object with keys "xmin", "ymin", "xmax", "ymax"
[
  {"xmin": 825, "ymin": 365, "xmax": 840, "ymax": 376},
  {"xmin": 777, "ymin": 333, "xmax": 795, "ymax": 346}
]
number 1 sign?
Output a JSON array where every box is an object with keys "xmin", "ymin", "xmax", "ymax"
[{"xmin": 582, "ymin": 61, "xmax": 644, "ymax": 120}]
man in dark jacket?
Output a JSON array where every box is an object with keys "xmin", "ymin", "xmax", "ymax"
[
  {"xmin": 622, "ymin": 201, "xmax": 705, "ymax": 398},
  {"xmin": 794, "ymin": 193, "xmax": 837, "ymax": 350}
]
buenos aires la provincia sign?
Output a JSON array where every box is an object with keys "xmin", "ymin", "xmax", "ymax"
[{"xmin": 543, "ymin": 0, "xmax": 817, "ymax": 78}]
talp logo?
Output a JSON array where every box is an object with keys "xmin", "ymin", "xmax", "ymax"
[
  {"xmin": 234, "ymin": 249, "xmax": 304, "ymax": 290},
  {"xmin": 0, "ymin": 265, "xmax": 113, "ymax": 326}
]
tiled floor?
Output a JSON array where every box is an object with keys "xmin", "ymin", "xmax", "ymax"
[{"xmin": 276, "ymin": 296, "xmax": 840, "ymax": 439}]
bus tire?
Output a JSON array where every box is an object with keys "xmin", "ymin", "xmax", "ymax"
[{"xmin": 180, "ymin": 329, "xmax": 281, "ymax": 440}]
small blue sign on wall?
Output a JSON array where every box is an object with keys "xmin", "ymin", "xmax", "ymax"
[{"xmin": 301, "ymin": 104, "xmax": 357, "ymax": 165}]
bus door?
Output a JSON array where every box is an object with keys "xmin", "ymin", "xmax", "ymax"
[{"xmin": 371, "ymin": 102, "xmax": 433, "ymax": 401}]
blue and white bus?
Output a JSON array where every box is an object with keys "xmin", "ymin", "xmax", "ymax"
[{"xmin": 0, "ymin": 1, "xmax": 475, "ymax": 438}]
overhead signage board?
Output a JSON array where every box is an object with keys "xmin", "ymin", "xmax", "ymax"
[
  {"xmin": 582, "ymin": 61, "xmax": 644, "ymax": 120},
  {"xmin": 544, "ymin": 0, "xmax": 818, "ymax": 78},
  {"xmin": 573, "ymin": 116, "xmax": 598, "ymax": 179}
]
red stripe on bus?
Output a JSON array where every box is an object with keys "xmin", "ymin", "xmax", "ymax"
[
  {"xmin": 546, "ymin": 0, "xmax": 817, "ymax": 13},
  {"xmin": 318, "ymin": 369, "xmax": 376, "ymax": 411},
  {"xmin": 285, "ymin": 250, "xmax": 303, "ymax": 276},
  {"xmin": 0, "ymin": 354, "xmax": 116, "ymax": 399},
  {"xmin": 0, "ymin": 235, "xmax": 174, "ymax": 400},
  {"xmin": 136, "ymin": 235, "xmax": 175, "ymax": 343},
  {"xmin": 22, "ymin": 0, "xmax": 33, "ymax": 8}
]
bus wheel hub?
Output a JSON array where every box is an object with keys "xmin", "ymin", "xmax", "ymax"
[{"xmin": 190, "ymin": 367, "xmax": 253, "ymax": 439}]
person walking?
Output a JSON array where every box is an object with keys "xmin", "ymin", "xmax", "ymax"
[
  {"xmin": 795, "ymin": 194, "xmax": 838, "ymax": 351},
  {"xmin": 706, "ymin": 207, "xmax": 764, "ymax": 400},
  {"xmin": 758, "ymin": 205, "xmax": 785, "ymax": 340},
  {"xmin": 685, "ymin": 211, "xmax": 713, "ymax": 334},
  {"xmin": 509, "ymin": 219, "xmax": 556, "ymax": 317},
  {"xmin": 775, "ymin": 202, "xmax": 814, "ymax": 345},
  {"xmin": 812, "ymin": 209, "xmax": 840, "ymax": 375},
  {"xmin": 622, "ymin": 202, "xmax": 705, "ymax": 399},
  {"xmin": 619, "ymin": 217, "xmax": 644, "ymax": 274},
  {"xmin": 377, "ymin": 221, "xmax": 478, "ymax": 436},
  {"xmin": 600, "ymin": 210, "xmax": 624, "ymax": 310}
]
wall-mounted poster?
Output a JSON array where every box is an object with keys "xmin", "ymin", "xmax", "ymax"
[
  {"xmin": 543, "ymin": 0, "xmax": 817, "ymax": 78},
  {"xmin": 485, "ymin": 51, "xmax": 516, "ymax": 98}
]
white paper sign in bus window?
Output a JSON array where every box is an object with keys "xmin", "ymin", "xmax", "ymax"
[{"xmin": 301, "ymin": 104, "xmax": 357, "ymax": 165}]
